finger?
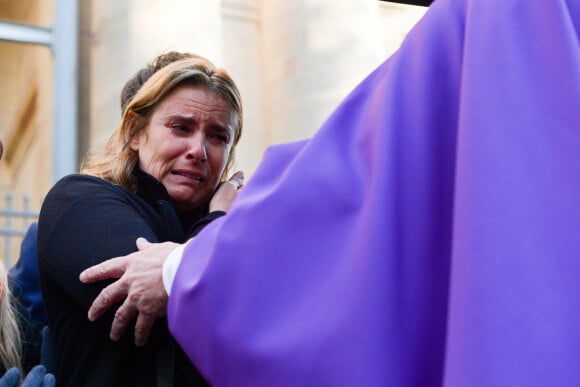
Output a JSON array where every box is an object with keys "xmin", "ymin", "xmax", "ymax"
[
  {"xmin": 136, "ymin": 237, "xmax": 151, "ymax": 251},
  {"xmin": 42, "ymin": 373, "xmax": 56, "ymax": 387},
  {"xmin": 231, "ymin": 170, "xmax": 244, "ymax": 186},
  {"xmin": 226, "ymin": 181, "xmax": 240, "ymax": 191},
  {"xmin": 110, "ymin": 302, "xmax": 137, "ymax": 342},
  {"xmin": 79, "ymin": 256, "xmax": 129, "ymax": 283},
  {"xmin": 87, "ymin": 281, "xmax": 129, "ymax": 321},
  {"xmin": 227, "ymin": 171, "xmax": 245, "ymax": 190},
  {"xmin": 134, "ymin": 312, "xmax": 157, "ymax": 347}
]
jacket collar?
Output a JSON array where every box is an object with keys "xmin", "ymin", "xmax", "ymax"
[
  {"xmin": 132, "ymin": 167, "xmax": 209, "ymax": 232},
  {"xmin": 132, "ymin": 167, "xmax": 171, "ymax": 203}
]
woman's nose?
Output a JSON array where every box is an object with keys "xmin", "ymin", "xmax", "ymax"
[{"xmin": 186, "ymin": 134, "xmax": 207, "ymax": 161}]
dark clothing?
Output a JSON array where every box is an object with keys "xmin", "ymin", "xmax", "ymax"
[
  {"xmin": 9, "ymin": 222, "xmax": 46, "ymax": 326},
  {"xmin": 38, "ymin": 170, "xmax": 220, "ymax": 386},
  {"xmin": 9, "ymin": 222, "xmax": 45, "ymax": 373}
]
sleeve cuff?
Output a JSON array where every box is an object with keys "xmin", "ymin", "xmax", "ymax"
[
  {"xmin": 187, "ymin": 211, "xmax": 226, "ymax": 237},
  {"xmin": 162, "ymin": 243, "xmax": 187, "ymax": 295}
]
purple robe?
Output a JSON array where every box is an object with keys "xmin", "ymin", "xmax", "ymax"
[{"xmin": 168, "ymin": 0, "xmax": 580, "ymax": 385}]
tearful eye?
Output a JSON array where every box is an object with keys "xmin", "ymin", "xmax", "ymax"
[
  {"xmin": 171, "ymin": 124, "xmax": 189, "ymax": 132},
  {"xmin": 209, "ymin": 133, "xmax": 229, "ymax": 144}
]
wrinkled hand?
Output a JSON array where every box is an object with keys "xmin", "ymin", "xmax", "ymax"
[
  {"xmin": 210, "ymin": 171, "xmax": 244, "ymax": 212},
  {"xmin": 0, "ymin": 366, "xmax": 55, "ymax": 387},
  {"xmin": 79, "ymin": 237, "xmax": 179, "ymax": 346}
]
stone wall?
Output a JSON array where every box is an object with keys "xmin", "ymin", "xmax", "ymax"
[{"xmin": 1, "ymin": 0, "xmax": 427, "ymax": 202}]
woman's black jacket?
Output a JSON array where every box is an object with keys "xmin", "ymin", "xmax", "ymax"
[{"xmin": 37, "ymin": 170, "xmax": 224, "ymax": 387}]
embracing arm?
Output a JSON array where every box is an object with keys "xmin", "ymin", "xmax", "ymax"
[
  {"xmin": 80, "ymin": 238, "xmax": 180, "ymax": 346},
  {"xmin": 187, "ymin": 171, "xmax": 245, "ymax": 236},
  {"xmin": 78, "ymin": 171, "xmax": 244, "ymax": 345},
  {"xmin": 209, "ymin": 171, "xmax": 244, "ymax": 213}
]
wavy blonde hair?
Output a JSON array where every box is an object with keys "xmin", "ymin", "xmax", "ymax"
[
  {"xmin": 0, "ymin": 262, "xmax": 22, "ymax": 374},
  {"xmin": 82, "ymin": 56, "xmax": 243, "ymax": 192},
  {"xmin": 0, "ymin": 142, "xmax": 22, "ymax": 373}
]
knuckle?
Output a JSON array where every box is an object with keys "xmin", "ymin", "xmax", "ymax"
[
  {"xmin": 128, "ymin": 290, "xmax": 141, "ymax": 303},
  {"xmin": 99, "ymin": 289, "xmax": 111, "ymax": 306},
  {"xmin": 134, "ymin": 322, "xmax": 146, "ymax": 336},
  {"xmin": 114, "ymin": 309, "xmax": 128, "ymax": 324},
  {"xmin": 138, "ymin": 300, "xmax": 154, "ymax": 315}
]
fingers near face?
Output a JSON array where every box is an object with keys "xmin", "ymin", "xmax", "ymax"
[{"xmin": 227, "ymin": 171, "xmax": 245, "ymax": 190}]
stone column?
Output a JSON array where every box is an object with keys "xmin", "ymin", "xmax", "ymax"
[{"xmin": 259, "ymin": 0, "xmax": 383, "ymax": 144}]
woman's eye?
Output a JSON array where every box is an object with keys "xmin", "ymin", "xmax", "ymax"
[
  {"xmin": 171, "ymin": 124, "xmax": 189, "ymax": 132},
  {"xmin": 211, "ymin": 134, "xmax": 229, "ymax": 144}
]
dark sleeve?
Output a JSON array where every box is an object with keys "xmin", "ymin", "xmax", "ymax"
[
  {"xmin": 15, "ymin": 300, "xmax": 43, "ymax": 373},
  {"xmin": 8, "ymin": 222, "xmax": 46, "ymax": 326},
  {"xmin": 187, "ymin": 211, "xmax": 226, "ymax": 238},
  {"xmin": 37, "ymin": 175, "xmax": 160, "ymax": 312}
]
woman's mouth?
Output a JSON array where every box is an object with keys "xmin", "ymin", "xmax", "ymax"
[{"xmin": 172, "ymin": 170, "xmax": 203, "ymax": 182}]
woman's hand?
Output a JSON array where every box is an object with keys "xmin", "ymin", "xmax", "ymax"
[
  {"xmin": 209, "ymin": 171, "xmax": 244, "ymax": 212},
  {"xmin": 79, "ymin": 238, "xmax": 178, "ymax": 346}
]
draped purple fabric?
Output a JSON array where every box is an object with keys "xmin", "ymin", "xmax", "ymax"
[{"xmin": 168, "ymin": 0, "xmax": 580, "ymax": 385}]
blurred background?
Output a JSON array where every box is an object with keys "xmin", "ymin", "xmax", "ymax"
[{"xmin": 0, "ymin": 0, "xmax": 427, "ymax": 264}]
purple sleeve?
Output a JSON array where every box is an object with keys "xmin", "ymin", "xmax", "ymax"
[{"xmin": 169, "ymin": 0, "xmax": 580, "ymax": 385}]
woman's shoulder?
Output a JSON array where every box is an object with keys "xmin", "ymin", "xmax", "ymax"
[
  {"xmin": 49, "ymin": 174, "xmax": 124, "ymax": 196},
  {"xmin": 54, "ymin": 173, "xmax": 115, "ymax": 187},
  {"xmin": 42, "ymin": 174, "xmax": 135, "ymax": 212}
]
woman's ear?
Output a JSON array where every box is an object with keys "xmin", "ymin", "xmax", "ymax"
[
  {"xmin": 125, "ymin": 111, "xmax": 141, "ymax": 151},
  {"xmin": 129, "ymin": 134, "xmax": 140, "ymax": 152}
]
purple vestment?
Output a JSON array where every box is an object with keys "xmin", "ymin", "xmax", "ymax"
[{"xmin": 169, "ymin": 0, "xmax": 580, "ymax": 385}]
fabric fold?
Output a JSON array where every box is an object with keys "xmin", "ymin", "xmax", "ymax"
[{"xmin": 169, "ymin": 0, "xmax": 580, "ymax": 385}]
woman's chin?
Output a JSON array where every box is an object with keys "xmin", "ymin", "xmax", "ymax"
[{"xmin": 170, "ymin": 194, "xmax": 208, "ymax": 212}]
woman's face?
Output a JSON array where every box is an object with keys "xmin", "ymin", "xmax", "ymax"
[{"xmin": 130, "ymin": 84, "xmax": 236, "ymax": 212}]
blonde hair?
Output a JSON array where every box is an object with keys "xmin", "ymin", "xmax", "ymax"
[
  {"xmin": 0, "ymin": 262, "xmax": 23, "ymax": 374},
  {"xmin": 82, "ymin": 56, "xmax": 243, "ymax": 193},
  {"xmin": 120, "ymin": 51, "xmax": 202, "ymax": 112},
  {"xmin": 0, "ymin": 143, "xmax": 22, "ymax": 373}
]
